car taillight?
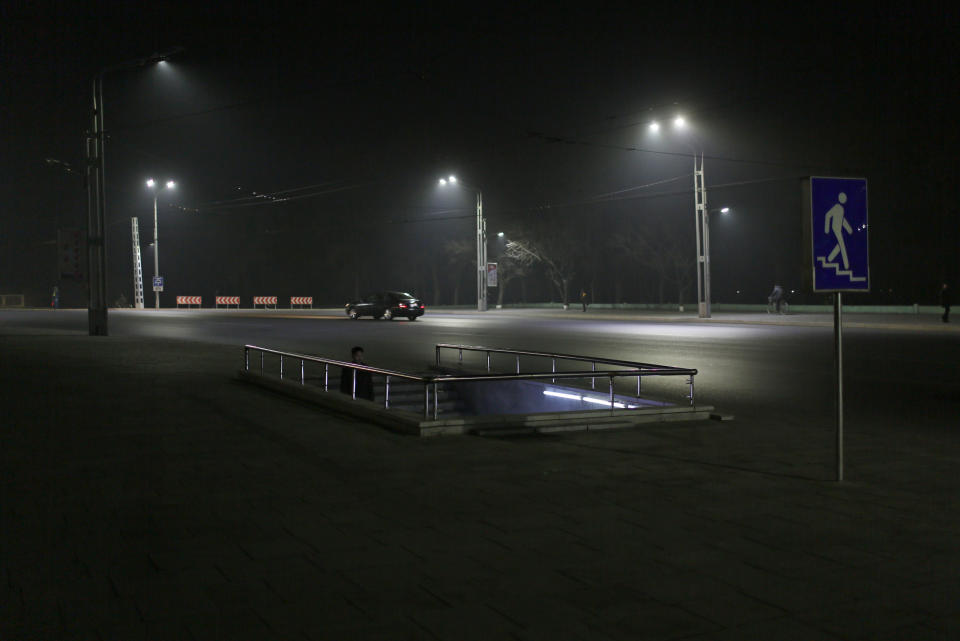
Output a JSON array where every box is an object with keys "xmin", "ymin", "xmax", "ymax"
[{"xmin": 399, "ymin": 303, "xmax": 407, "ymax": 308}]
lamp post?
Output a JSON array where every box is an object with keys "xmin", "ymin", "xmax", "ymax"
[
  {"xmin": 84, "ymin": 47, "xmax": 183, "ymax": 335},
  {"xmin": 648, "ymin": 116, "xmax": 711, "ymax": 317},
  {"xmin": 438, "ymin": 175, "xmax": 487, "ymax": 312},
  {"xmin": 146, "ymin": 179, "xmax": 176, "ymax": 309}
]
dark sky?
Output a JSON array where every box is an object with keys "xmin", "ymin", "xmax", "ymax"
[{"xmin": 2, "ymin": 2, "xmax": 958, "ymax": 306}]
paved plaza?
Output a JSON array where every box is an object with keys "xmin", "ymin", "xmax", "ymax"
[{"xmin": 2, "ymin": 323, "xmax": 960, "ymax": 639}]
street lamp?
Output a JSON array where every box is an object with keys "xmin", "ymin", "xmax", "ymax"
[
  {"xmin": 438, "ymin": 175, "xmax": 487, "ymax": 312},
  {"xmin": 146, "ymin": 178, "xmax": 176, "ymax": 309},
  {"xmin": 84, "ymin": 47, "xmax": 183, "ymax": 335},
  {"xmin": 647, "ymin": 115, "xmax": 711, "ymax": 317}
]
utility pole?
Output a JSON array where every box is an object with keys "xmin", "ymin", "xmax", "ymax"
[
  {"xmin": 694, "ymin": 152, "xmax": 711, "ymax": 318},
  {"xmin": 476, "ymin": 190, "xmax": 487, "ymax": 312},
  {"xmin": 83, "ymin": 47, "xmax": 183, "ymax": 335},
  {"xmin": 131, "ymin": 218, "xmax": 144, "ymax": 308}
]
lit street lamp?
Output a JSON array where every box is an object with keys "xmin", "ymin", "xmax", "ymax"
[
  {"xmin": 648, "ymin": 115, "xmax": 712, "ymax": 317},
  {"xmin": 438, "ymin": 175, "xmax": 487, "ymax": 312},
  {"xmin": 84, "ymin": 47, "xmax": 183, "ymax": 335},
  {"xmin": 146, "ymin": 178, "xmax": 176, "ymax": 310}
]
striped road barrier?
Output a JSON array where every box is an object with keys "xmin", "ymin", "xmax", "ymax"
[
  {"xmin": 253, "ymin": 296, "xmax": 278, "ymax": 309},
  {"xmin": 216, "ymin": 296, "xmax": 240, "ymax": 308},
  {"xmin": 290, "ymin": 296, "xmax": 313, "ymax": 309},
  {"xmin": 176, "ymin": 296, "xmax": 202, "ymax": 308}
]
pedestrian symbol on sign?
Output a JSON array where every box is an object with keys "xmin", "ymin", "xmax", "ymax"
[
  {"xmin": 806, "ymin": 177, "xmax": 869, "ymax": 293},
  {"xmin": 818, "ymin": 192, "xmax": 864, "ymax": 282}
]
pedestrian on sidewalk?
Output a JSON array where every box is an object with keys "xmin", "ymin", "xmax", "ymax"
[
  {"xmin": 340, "ymin": 345, "xmax": 374, "ymax": 400},
  {"xmin": 580, "ymin": 288, "xmax": 588, "ymax": 312},
  {"xmin": 940, "ymin": 283, "xmax": 951, "ymax": 323},
  {"xmin": 51, "ymin": 286, "xmax": 60, "ymax": 310}
]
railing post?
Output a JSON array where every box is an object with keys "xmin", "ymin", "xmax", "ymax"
[
  {"xmin": 637, "ymin": 373, "xmax": 642, "ymax": 397},
  {"xmin": 300, "ymin": 359, "xmax": 304, "ymax": 385},
  {"xmin": 486, "ymin": 351, "xmax": 490, "ymax": 372},
  {"xmin": 385, "ymin": 375, "xmax": 391, "ymax": 409},
  {"xmin": 552, "ymin": 358, "xmax": 556, "ymax": 384},
  {"xmin": 433, "ymin": 382, "xmax": 438, "ymax": 419},
  {"xmin": 688, "ymin": 375, "xmax": 695, "ymax": 406},
  {"xmin": 352, "ymin": 369, "xmax": 357, "ymax": 399},
  {"xmin": 609, "ymin": 376, "xmax": 615, "ymax": 410},
  {"xmin": 280, "ymin": 355, "xmax": 284, "ymax": 380},
  {"xmin": 424, "ymin": 383, "xmax": 429, "ymax": 419},
  {"xmin": 324, "ymin": 364, "xmax": 328, "ymax": 391},
  {"xmin": 516, "ymin": 355, "xmax": 520, "ymax": 374},
  {"xmin": 459, "ymin": 347, "xmax": 463, "ymax": 364},
  {"xmin": 436, "ymin": 346, "xmax": 440, "ymax": 367},
  {"xmin": 260, "ymin": 351, "xmax": 264, "ymax": 374},
  {"xmin": 591, "ymin": 362, "xmax": 596, "ymax": 390},
  {"xmin": 244, "ymin": 346, "xmax": 249, "ymax": 371}
]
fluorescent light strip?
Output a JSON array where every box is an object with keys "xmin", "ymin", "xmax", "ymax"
[{"xmin": 543, "ymin": 390, "xmax": 636, "ymax": 409}]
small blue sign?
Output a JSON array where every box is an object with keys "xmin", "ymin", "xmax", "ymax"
[
  {"xmin": 153, "ymin": 276, "xmax": 164, "ymax": 291},
  {"xmin": 809, "ymin": 177, "xmax": 869, "ymax": 292}
]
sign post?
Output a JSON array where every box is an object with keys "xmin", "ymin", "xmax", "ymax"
[{"xmin": 803, "ymin": 176, "xmax": 869, "ymax": 482}]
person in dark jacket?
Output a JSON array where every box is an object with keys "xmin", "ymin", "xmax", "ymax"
[
  {"xmin": 940, "ymin": 283, "xmax": 951, "ymax": 323},
  {"xmin": 339, "ymin": 346, "xmax": 374, "ymax": 400}
]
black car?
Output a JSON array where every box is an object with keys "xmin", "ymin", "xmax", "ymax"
[{"xmin": 345, "ymin": 291, "xmax": 425, "ymax": 320}]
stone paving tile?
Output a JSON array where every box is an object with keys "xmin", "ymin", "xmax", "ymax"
[
  {"xmin": 409, "ymin": 602, "xmax": 525, "ymax": 641},
  {"xmin": 678, "ymin": 588, "xmax": 787, "ymax": 628},
  {"xmin": 687, "ymin": 615, "xmax": 844, "ymax": 640},
  {"xmin": 584, "ymin": 598, "xmax": 722, "ymax": 640},
  {"xmin": 793, "ymin": 598, "xmax": 931, "ymax": 640}
]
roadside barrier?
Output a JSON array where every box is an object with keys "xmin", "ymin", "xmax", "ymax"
[
  {"xmin": 253, "ymin": 296, "xmax": 278, "ymax": 309},
  {"xmin": 0, "ymin": 294, "xmax": 25, "ymax": 307},
  {"xmin": 216, "ymin": 296, "xmax": 240, "ymax": 309},
  {"xmin": 290, "ymin": 296, "xmax": 313, "ymax": 309},
  {"xmin": 176, "ymin": 296, "xmax": 202, "ymax": 309}
]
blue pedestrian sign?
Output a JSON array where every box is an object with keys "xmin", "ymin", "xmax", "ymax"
[
  {"xmin": 807, "ymin": 177, "xmax": 869, "ymax": 292},
  {"xmin": 153, "ymin": 276, "xmax": 164, "ymax": 292}
]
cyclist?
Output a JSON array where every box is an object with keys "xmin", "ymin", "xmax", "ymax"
[{"xmin": 767, "ymin": 284, "xmax": 785, "ymax": 314}]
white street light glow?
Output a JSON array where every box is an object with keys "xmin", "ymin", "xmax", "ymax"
[
  {"xmin": 146, "ymin": 178, "xmax": 155, "ymax": 187},
  {"xmin": 497, "ymin": 232, "xmax": 504, "ymax": 237},
  {"xmin": 448, "ymin": 175, "xmax": 457, "ymax": 183},
  {"xmin": 721, "ymin": 207, "xmax": 729, "ymax": 213},
  {"xmin": 673, "ymin": 116, "xmax": 686, "ymax": 128},
  {"xmin": 438, "ymin": 178, "xmax": 446, "ymax": 186},
  {"xmin": 166, "ymin": 180, "xmax": 175, "ymax": 189},
  {"xmin": 648, "ymin": 121, "xmax": 659, "ymax": 132}
]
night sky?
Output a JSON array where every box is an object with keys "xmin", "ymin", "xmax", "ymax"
[{"xmin": 2, "ymin": 2, "xmax": 958, "ymax": 307}]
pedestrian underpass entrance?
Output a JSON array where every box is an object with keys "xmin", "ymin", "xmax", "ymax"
[{"xmin": 238, "ymin": 343, "xmax": 715, "ymax": 436}]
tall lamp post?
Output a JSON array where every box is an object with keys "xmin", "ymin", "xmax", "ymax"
[
  {"xmin": 438, "ymin": 175, "xmax": 487, "ymax": 312},
  {"xmin": 146, "ymin": 179, "xmax": 176, "ymax": 309},
  {"xmin": 85, "ymin": 47, "xmax": 182, "ymax": 335},
  {"xmin": 648, "ymin": 116, "xmax": 712, "ymax": 317}
]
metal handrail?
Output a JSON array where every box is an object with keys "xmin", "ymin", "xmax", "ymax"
[
  {"xmin": 434, "ymin": 343, "xmax": 695, "ymax": 397},
  {"xmin": 435, "ymin": 343, "xmax": 681, "ymax": 371},
  {"xmin": 243, "ymin": 344, "xmax": 697, "ymax": 421}
]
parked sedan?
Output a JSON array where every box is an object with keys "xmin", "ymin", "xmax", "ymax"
[{"xmin": 345, "ymin": 291, "xmax": 425, "ymax": 320}]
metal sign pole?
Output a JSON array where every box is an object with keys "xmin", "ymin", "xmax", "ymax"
[
  {"xmin": 834, "ymin": 291, "xmax": 843, "ymax": 482},
  {"xmin": 804, "ymin": 176, "xmax": 867, "ymax": 483}
]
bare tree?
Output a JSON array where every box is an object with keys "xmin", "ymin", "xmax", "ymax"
[
  {"xmin": 494, "ymin": 249, "xmax": 533, "ymax": 307},
  {"xmin": 504, "ymin": 220, "xmax": 582, "ymax": 305},
  {"xmin": 443, "ymin": 239, "xmax": 474, "ymax": 306},
  {"xmin": 613, "ymin": 218, "xmax": 694, "ymax": 305}
]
